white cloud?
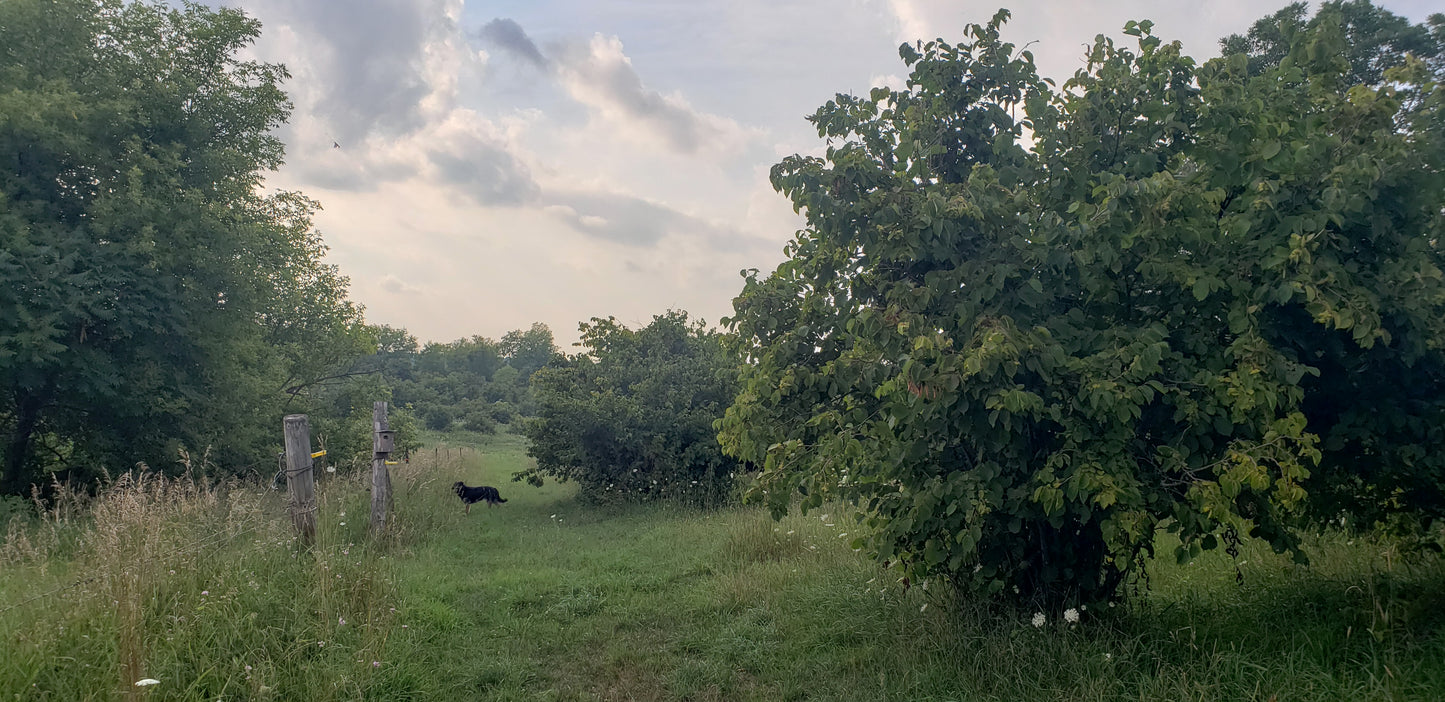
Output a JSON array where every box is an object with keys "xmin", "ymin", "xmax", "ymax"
[
  {"xmin": 888, "ymin": 0, "xmax": 931, "ymax": 44},
  {"xmin": 379, "ymin": 274, "xmax": 426, "ymax": 295}
]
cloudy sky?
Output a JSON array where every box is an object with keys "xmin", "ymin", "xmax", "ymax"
[{"xmin": 222, "ymin": 0, "xmax": 1437, "ymax": 345}]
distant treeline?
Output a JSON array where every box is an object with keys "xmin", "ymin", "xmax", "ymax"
[{"xmin": 369, "ymin": 323, "xmax": 557, "ymax": 436}]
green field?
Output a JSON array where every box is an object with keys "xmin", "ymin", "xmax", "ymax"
[{"xmin": 3, "ymin": 432, "xmax": 1443, "ymax": 701}]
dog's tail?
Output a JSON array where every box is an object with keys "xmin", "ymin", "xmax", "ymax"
[{"xmin": 498, "ymin": 497, "xmax": 508, "ymax": 503}]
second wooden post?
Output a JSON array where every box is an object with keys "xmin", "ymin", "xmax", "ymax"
[
  {"xmin": 370, "ymin": 401, "xmax": 394, "ymax": 535},
  {"xmin": 283, "ymin": 414, "xmax": 317, "ymax": 545}
]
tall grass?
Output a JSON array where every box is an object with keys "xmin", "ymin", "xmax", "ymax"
[
  {"xmin": 0, "ymin": 450, "xmax": 463, "ymax": 701},
  {"xmin": 5, "ymin": 434, "xmax": 1444, "ymax": 701}
]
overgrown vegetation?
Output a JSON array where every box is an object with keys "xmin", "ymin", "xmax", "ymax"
[
  {"xmin": 7, "ymin": 438, "xmax": 1442, "ymax": 700},
  {"xmin": 0, "ymin": 448, "xmax": 463, "ymax": 700},
  {"xmin": 720, "ymin": 5, "xmax": 1445, "ymax": 606}
]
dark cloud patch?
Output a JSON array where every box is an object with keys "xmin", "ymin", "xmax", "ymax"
[
  {"xmin": 428, "ymin": 136, "xmax": 539, "ymax": 207},
  {"xmin": 478, "ymin": 18, "xmax": 549, "ymax": 69},
  {"xmin": 471, "ymin": 18, "xmax": 729, "ymax": 154},
  {"xmin": 547, "ymin": 191, "xmax": 745, "ymax": 248},
  {"xmin": 232, "ymin": 0, "xmax": 448, "ymax": 145},
  {"xmin": 554, "ymin": 39, "xmax": 714, "ymax": 153}
]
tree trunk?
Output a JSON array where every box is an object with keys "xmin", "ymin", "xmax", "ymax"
[{"xmin": 2, "ymin": 393, "xmax": 44, "ymax": 496}]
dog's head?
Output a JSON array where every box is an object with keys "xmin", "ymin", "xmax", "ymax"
[{"xmin": 452, "ymin": 481, "xmax": 465, "ymax": 495}]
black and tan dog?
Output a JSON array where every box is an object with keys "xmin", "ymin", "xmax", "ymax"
[{"xmin": 452, "ymin": 481, "xmax": 507, "ymax": 514}]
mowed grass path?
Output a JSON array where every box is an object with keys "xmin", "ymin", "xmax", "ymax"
[{"xmin": 375, "ymin": 435, "xmax": 1445, "ymax": 701}]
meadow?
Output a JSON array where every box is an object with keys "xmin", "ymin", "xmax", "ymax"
[{"xmin": 2, "ymin": 432, "xmax": 1443, "ymax": 701}]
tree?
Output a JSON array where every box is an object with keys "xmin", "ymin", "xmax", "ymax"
[
  {"xmin": 520, "ymin": 311, "xmax": 739, "ymax": 506},
  {"xmin": 0, "ymin": 0, "xmax": 368, "ymax": 492},
  {"xmin": 718, "ymin": 9, "xmax": 1444, "ymax": 605},
  {"xmin": 1220, "ymin": 1, "xmax": 1442, "ymax": 87},
  {"xmin": 500, "ymin": 322, "xmax": 557, "ymax": 378}
]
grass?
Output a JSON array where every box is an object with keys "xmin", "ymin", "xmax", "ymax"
[{"xmin": 3, "ymin": 430, "xmax": 1444, "ymax": 700}]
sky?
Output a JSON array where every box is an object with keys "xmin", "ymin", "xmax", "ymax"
[{"xmin": 218, "ymin": 0, "xmax": 1439, "ymax": 346}]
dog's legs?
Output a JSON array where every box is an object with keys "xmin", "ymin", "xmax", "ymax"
[{"xmin": 466, "ymin": 503, "xmax": 470, "ymax": 515}]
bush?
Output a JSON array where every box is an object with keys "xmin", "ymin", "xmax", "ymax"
[
  {"xmin": 489, "ymin": 402, "xmax": 516, "ymax": 425},
  {"xmin": 718, "ymin": 10, "xmax": 1445, "ymax": 605},
  {"xmin": 460, "ymin": 410, "xmax": 496, "ymax": 434},
  {"xmin": 518, "ymin": 311, "xmax": 740, "ymax": 507},
  {"xmin": 421, "ymin": 407, "xmax": 453, "ymax": 432}
]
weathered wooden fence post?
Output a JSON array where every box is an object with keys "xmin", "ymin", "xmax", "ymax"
[
  {"xmin": 370, "ymin": 401, "xmax": 394, "ymax": 535},
  {"xmin": 282, "ymin": 414, "xmax": 317, "ymax": 545}
]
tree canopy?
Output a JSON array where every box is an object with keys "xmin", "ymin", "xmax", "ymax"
[
  {"xmin": 0, "ymin": 0, "xmax": 369, "ymax": 492},
  {"xmin": 718, "ymin": 7, "xmax": 1445, "ymax": 604}
]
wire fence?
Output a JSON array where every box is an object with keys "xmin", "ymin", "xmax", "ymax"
[{"xmin": 1, "ymin": 441, "xmax": 471, "ymax": 618}]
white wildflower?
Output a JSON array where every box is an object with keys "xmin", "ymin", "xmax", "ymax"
[
  {"xmin": 1064, "ymin": 608, "xmax": 1080, "ymax": 623},
  {"xmin": 1031, "ymin": 612, "xmax": 1046, "ymax": 628},
  {"xmin": 134, "ymin": 679, "xmax": 160, "ymax": 687},
  {"xmin": 920, "ymin": 603, "xmax": 928, "ymax": 612}
]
